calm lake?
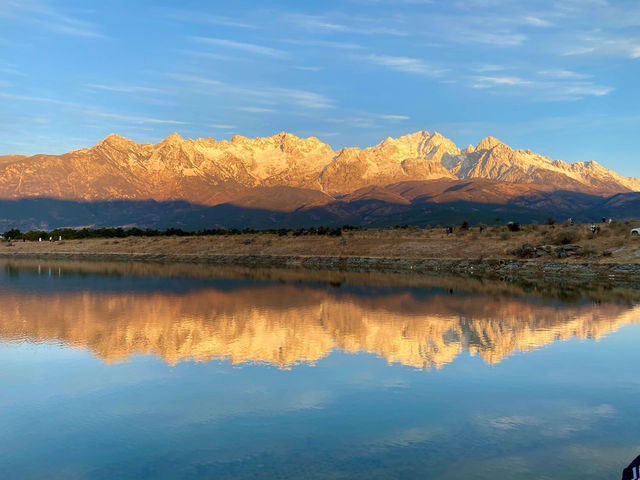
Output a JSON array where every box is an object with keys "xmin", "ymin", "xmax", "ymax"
[{"xmin": 1, "ymin": 260, "xmax": 639, "ymax": 479}]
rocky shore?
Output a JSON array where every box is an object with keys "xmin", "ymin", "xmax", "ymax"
[{"xmin": 1, "ymin": 251, "xmax": 639, "ymax": 289}]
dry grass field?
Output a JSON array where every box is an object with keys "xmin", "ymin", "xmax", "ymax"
[{"xmin": 3, "ymin": 221, "xmax": 640, "ymax": 264}]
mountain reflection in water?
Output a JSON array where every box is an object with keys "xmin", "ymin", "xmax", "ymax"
[{"xmin": 1, "ymin": 260, "xmax": 637, "ymax": 369}]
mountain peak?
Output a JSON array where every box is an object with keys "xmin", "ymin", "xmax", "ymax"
[
  {"xmin": 157, "ymin": 132, "xmax": 184, "ymax": 146},
  {"xmin": 475, "ymin": 136, "xmax": 504, "ymax": 151},
  {"xmin": 95, "ymin": 133, "xmax": 135, "ymax": 149}
]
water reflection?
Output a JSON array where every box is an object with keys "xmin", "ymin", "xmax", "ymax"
[{"xmin": 1, "ymin": 260, "xmax": 638, "ymax": 369}]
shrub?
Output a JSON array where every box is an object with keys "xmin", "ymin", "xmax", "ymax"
[
  {"xmin": 550, "ymin": 229, "xmax": 582, "ymax": 245},
  {"xmin": 507, "ymin": 222, "xmax": 520, "ymax": 232}
]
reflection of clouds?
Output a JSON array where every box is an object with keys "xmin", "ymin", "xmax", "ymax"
[
  {"xmin": 362, "ymin": 426, "xmax": 443, "ymax": 451},
  {"xmin": 291, "ymin": 390, "xmax": 330, "ymax": 410},
  {"xmin": 479, "ymin": 403, "xmax": 616, "ymax": 438},
  {"xmin": 488, "ymin": 415, "xmax": 539, "ymax": 430},
  {"xmin": 541, "ymin": 404, "xmax": 616, "ymax": 438}
]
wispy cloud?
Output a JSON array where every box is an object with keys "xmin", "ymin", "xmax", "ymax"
[
  {"xmin": 174, "ymin": 49, "xmax": 239, "ymax": 62},
  {"xmin": 0, "ymin": 92, "xmax": 77, "ymax": 106},
  {"xmin": 282, "ymin": 39, "xmax": 363, "ymax": 50},
  {"xmin": 462, "ymin": 30, "xmax": 526, "ymax": 46},
  {"xmin": 473, "ymin": 64, "xmax": 511, "ymax": 72},
  {"xmin": 166, "ymin": 10, "xmax": 256, "ymax": 28},
  {"xmin": 538, "ymin": 69, "xmax": 591, "ymax": 79},
  {"xmin": 191, "ymin": 36, "xmax": 287, "ymax": 58},
  {"xmin": 271, "ymin": 88, "xmax": 333, "ymax": 109},
  {"xmin": 207, "ymin": 123, "xmax": 236, "ymax": 129},
  {"xmin": 523, "ymin": 15, "xmax": 553, "ymax": 27},
  {"xmin": 376, "ymin": 114, "xmax": 410, "ymax": 120},
  {"xmin": 0, "ymin": 92, "xmax": 190, "ymax": 126},
  {"xmin": 557, "ymin": 83, "xmax": 613, "ymax": 97},
  {"xmin": 234, "ymin": 106, "xmax": 275, "ymax": 113},
  {"xmin": 167, "ymin": 73, "xmax": 334, "ymax": 109},
  {"xmin": 291, "ymin": 66, "xmax": 324, "ymax": 71},
  {"xmin": 0, "ymin": 67, "xmax": 26, "ymax": 76},
  {"xmin": 84, "ymin": 84, "xmax": 161, "ymax": 94},
  {"xmin": 326, "ymin": 112, "xmax": 410, "ymax": 129},
  {"xmin": 88, "ymin": 111, "xmax": 190, "ymax": 125},
  {"xmin": 2, "ymin": 0, "xmax": 106, "ymax": 38},
  {"xmin": 365, "ymin": 54, "xmax": 445, "ymax": 76},
  {"xmin": 469, "ymin": 73, "xmax": 613, "ymax": 100},
  {"xmin": 563, "ymin": 46, "xmax": 597, "ymax": 56},
  {"xmin": 562, "ymin": 35, "xmax": 640, "ymax": 59},
  {"xmin": 284, "ymin": 13, "xmax": 407, "ymax": 36},
  {"xmin": 166, "ymin": 73, "xmax": 224, "ymax": 88},
  {"xmin": 473, "ymin": 75, "xmax": 532, "ymax": 88}
]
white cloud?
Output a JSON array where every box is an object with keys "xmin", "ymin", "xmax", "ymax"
[
  {"xmin": 291, "ymin": 66, "xmax": 324, "ymax": 71},
  {"xmin": 284, "ymin": 13, "xmax": 407, "ymax": 36},
  {"xmin": 3, "ymin": 0, "xmax": 106, "ymax": 38},
  {"xmin": 166, "ymin": 73, "xmax": 224, "ymax": 88},
  {"xmin": 377, "ymin": 114, "xmax": 410, "ymax": 120},
  {"xmin": 0, "ymin": 67, "xmax": 26, "ymax": 76},
  {"xmin": 473, "ymin": 75, "xmax": 531, "ymax": 87},
  {"xmin": 207, "ymin": 123, "xmax": 236, "ymax": 129},
  {"xmin": 89, "ymin": 111, "xmax": 190, "ymax": 125},
  {"xmin": 325, "ymin": 111, "xmax": 410, "ymax": 129},
  {"xmin": 173, "ymin": 49, "xmax": 238, "ymax": 62},
  {"xmin": 473, "ymin": 64, "xmax": 512, "ymax": 73},
  {"xmin": 523, "ymin": 15, "xmax": 553, "ymax": 27},
  {"xmin": 167, "ymin": 73, "xmax": 333, "ymax": 109},
  {"xmin": 562, "ymin": 36, "xmax": 640, "ymax": 59},
  {"xmin": 166, "ymin": 10, "xmax": 256, "ymax": 28},
  {"xmin": 558, "ymin": 83, "xmax": 613, "ymax": 97},
  {"xmin": 464, "ymin": 31, "xmax": 526, "ymax": 46},
  {"xmin": 271, "ymin": 88, "xmax": 333, "ymax": 109},
  {"xmin": 467, "ymin": 71, "xmax": 613, "ymax": 100},
  {"xmin": 191, "ymin": 37, "xmax": 287, "ymax": 58},
  {"xmin": 563, "ymin": 46, "xmax": 597, "ymax": 56},
  {"xmin": 282, "ymin": 39, "xmax": 363, "ymax": 50},
  {"xmin": 84, "ymin": 84, "xmax": 161, "ymax": 94},
  {"xmin": 366, "ymin": 54, "xmax": 445, "ymax": 76},
  {"xmin": 0, "ymin": 92, "xmax": 77, "ymax": 106},
  {"xmin": 234, "ymin": 107, "xmax": 275, "ymax": 113},
  {"xmin": 538, "ymin": 69, "xmax": 591, "ymax": 79}
]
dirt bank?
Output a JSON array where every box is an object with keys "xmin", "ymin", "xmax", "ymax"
[{"xmin": 1, "ymin": 224, "xmax": 640, "ymax": 287}]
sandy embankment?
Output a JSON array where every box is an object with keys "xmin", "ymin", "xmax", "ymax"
[{"xmin": 2, "ymin": 225, "xmax": 640, "ymax": 285}]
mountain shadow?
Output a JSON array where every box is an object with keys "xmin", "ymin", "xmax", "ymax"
[{"xmin": 0, "ymin": 182, "xmax": 636, "ymax": 231}]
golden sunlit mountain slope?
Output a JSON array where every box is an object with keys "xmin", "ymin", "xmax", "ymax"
[{"xmin": 2, "ymin": 131, "xmax": 638, "ymax": 207}]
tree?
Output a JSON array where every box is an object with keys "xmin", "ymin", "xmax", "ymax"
[{"xmin": 3, "ymin": 228, "xmax": 22, "ymax": 240}]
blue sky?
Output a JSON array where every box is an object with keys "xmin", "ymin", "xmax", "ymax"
[{"xmin": 1, "ymin": 0, "xmax": 639, "ymax": 175}]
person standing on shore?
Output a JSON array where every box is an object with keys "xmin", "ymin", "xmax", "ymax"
[{"xmin": 622, "ymin": 454, "xmax": 640, "ymax": 479}]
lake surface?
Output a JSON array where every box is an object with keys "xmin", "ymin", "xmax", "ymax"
[{"xmin": 1, "ymin": 260, "xmax": 639, "ymax": 479}]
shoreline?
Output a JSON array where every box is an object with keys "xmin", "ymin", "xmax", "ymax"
[{"xmin": 2, "ymin": 250, "xmax": 639, "ymax": 288}]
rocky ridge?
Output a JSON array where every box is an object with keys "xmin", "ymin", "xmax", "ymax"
[{"xmin": 1, "ymin": 130, "xmax": 638, "ymax": 206}]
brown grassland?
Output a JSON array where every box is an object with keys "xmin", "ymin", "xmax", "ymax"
[{"xmin": 3, "ymin": 221, "xmax": 640, "ymax": 264}]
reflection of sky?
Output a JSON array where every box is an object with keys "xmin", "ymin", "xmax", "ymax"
[{"xmin": 1, "ymin": 322, "xmax": 640, "ymax": 479}]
